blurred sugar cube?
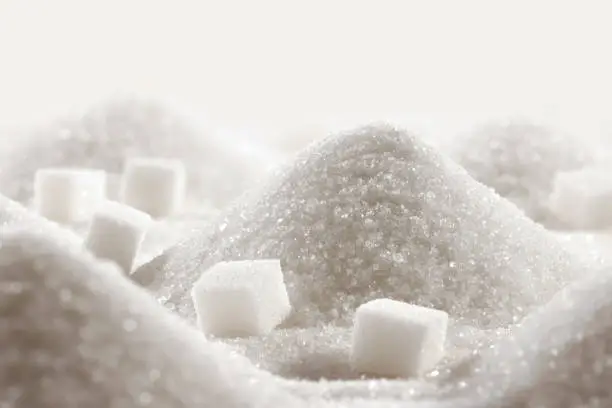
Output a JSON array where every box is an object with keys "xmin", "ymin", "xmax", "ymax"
[
  {"xmin": 120, "ymin": 158, "xmax": 186, "ymax": 218},
  {"xmin": 351, "ymin": 299, "xmax": 448, "ymax": 378},
  {"xmin": 191, "ymin": 259, "xmax": 291, "ymax": 337},
  {"xmin": 549, "ymin": 167, "xmax": 612, "ymax": 229},
  {"xmin": 84, "ymin": 200, "xmax": 151, "ymax": 274},
  {"xmin": 34, "ymin": 168, "xmax": 106, "ymax": 224}
]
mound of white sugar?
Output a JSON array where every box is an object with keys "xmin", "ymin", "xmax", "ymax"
[
  {"xmin": 134, "ymin": 124, "xmax": 581, "ymax": 329},
  {"xmin": 454, "ymin": 267, "xmax": 612, "ymax": 407},
  {"xmin": 0, "ymin": 229, "xmax": 298, "ymax": 408},
  {"xmin": 447, "ymin": 121, "xmax": 594, "ymax": 227},
  {"xmin": 0, "ymin": 98, "xmax": 276, "ymax": 210}
]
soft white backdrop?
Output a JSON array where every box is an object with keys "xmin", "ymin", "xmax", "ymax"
[{"xmin": 0, "ymin": 0, "xmax": 611, "ymax": 140}]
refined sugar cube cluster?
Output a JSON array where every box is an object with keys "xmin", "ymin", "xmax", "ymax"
[
  {"xmin": 34, "ymin": 168, "xmax": 106, "ymax": 223},
  {"xmin": 84, "ymin": 200, "xmax": 151, "ymax": 274},
  {"xmin": 191, "ymin": 259, "xmax": 291, "ymax": 337},
  {"xmin": 33, "ymin": 158, "xmax": 186, "ymax": 226},
  {"xmin": 120, "ymin": 158, "xmax": 186, "ymax": 218},
  {"xmin": 350, "ymin": 299, "xmax": 448, "ymax": 378},
  {"xmin": 549, "ymin": 167, "xmax": 612, "ymax": 229}
]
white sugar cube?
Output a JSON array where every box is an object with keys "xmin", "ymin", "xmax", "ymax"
[
  {"xmin": 549, "ymin": 167, "xmax": 612, "ymax": 229},
  {"xmin": 191, "ymin": 259, "xmax": 291, "ymax": 337},
  {"xmin": 84, "ymin": 200, "xmax": 151, "ymax": 273},
  {"xmin": 34, "ymin": 168, "xmax": 106, "ymax": 223},
  {"xmin": 120, "ymin": 158, "xmax": 186, "ymax": 218},
  {"xmin": 351, "ymin": 299, "xmax": 448, "ymax": 378}
]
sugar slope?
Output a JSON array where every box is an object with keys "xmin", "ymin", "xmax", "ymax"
[
  {"xmin": 456, "ymin": 267, "xmax": 612, "ymax": 407},
  {"xmin": 447, "ymin": 120, "xmax": 594, "ymax": 227},
  {"xmin": 0, "ymin": 229, "xmax": 297, "ymax": 408},
  {"xmin": 134, "ymin": 124, "xmax": 581, "ymax": 329}
]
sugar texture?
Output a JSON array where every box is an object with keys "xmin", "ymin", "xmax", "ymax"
[
  {"xmin": 84, "ymin": 200, "xmax": 152, "ymax": 273},
  {"xmin": 120, "ymin": 158, "xmax": 186, "ymax": 218},
  {"xmin": 447, "ymin": 120, "xmax": 594, "ymax": 227},
  {"xmin": 0, "ymin": 193, "xmax": 82, "ymax": 247},
  {"xmin": 0, "ymin": 98, "xmax": 277, "ymax": 210},
  {"xmin": 192, "ymin": 259, "xmax": 291, "ymax": 337},
  {"xmin": 134, "ymin": 124, "xmax": 581, "ymax": 329},
  {"xmin": 548, "ymin": 167, "xmax": 612, "ymax": 230},
  {"xmin": 554, "ymin": 231, "xmax": 612, "ymax": 268},
  {"xmin": 453, "ymin": 267, "xmax": 612, "ymax": 407},
  {"xmin": 351, "ymin": 299, "xmax": 448, "ymax": 378},
  {"xmin": 34, "ymin": 168, "xmax": 106, "ymax": 223},
  {"xmin": 0, "ymin": 229, "xmax": 299, "ymax": 407}
]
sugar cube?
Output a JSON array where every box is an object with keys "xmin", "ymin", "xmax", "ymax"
[
  {"xmin": 191, "ymin": 259, "xmax": 291, "ymax": 337},
  {"xmin": 549, "ymin": 167, "xmax": 612, "ymax": 229},
  {"xmin": 84, "ymin": 200, "xmax": 151, "ymax": 273},
  {"xmin": 120, "ymin": 158, "xmax": 186, "ymax": 218},
  {"xmin": 350, "ymin": 299, "xmax": 448, "ymax": 378},
  {"xmin": 34, "ymin": 168, "xmax": 106, "ymax": 224}
]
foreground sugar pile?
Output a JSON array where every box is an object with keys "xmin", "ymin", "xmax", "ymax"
[
  {"xmin": 0, "ymin": 230, "xmax": 298, "ymax": 408},
  {"xmin": 453, "ymin": 268, "xmax": 612, "ymax": 407},
  {"xmin": 134, "ymin": 124, "xmax": 580, "ymax": 329},
  {"xmin": 447, "ymin": 121, "xmax": 594, "ymax": 227},
  {"xmin": 0, "ymin": 98, "xmax": 274, "ymax": 209}
]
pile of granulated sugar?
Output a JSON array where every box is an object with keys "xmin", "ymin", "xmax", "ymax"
[
  {"xmin": 224, "ymin": 320, "xmax": 506, "ymax": 387},
  {"xmin": 0, "ymin": 193, "xmax": 81, "ymax": 247},
  {"xmin": 0, "ymin": 229, "xmax": 299, "ymax": 408},
  {"xmin": 134, "ymin": 124, "xmax": 582, "ymax": 330},
  {"xmin": 0, "ymin": 98, "xmax": 276, "ymax": 210},
  {"xmin": 448, "ymin": 266, "xmax": 612, "ymax": 407},
  {"xmin": 446, "ymin": 120, "xmax": 595, "ymax": 228}
]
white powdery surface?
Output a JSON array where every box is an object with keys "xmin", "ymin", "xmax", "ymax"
[
  {"xmin": 225, "ymin": 322, "xmax": 498, "ymax": 385},
  {"xmin": 0, "ymin": 229, "xmax": 298, "ymax": 408},
  {"xmin": 0, "ymin": 193, "xmax": 81, "ymax": 247},
  {"xmin": 134, "ymin": 124, "xmax": 581, "ymax": 329},
  {"xmin": 453, "ymin": 267, "xmax": 612, "ymax": 407},
  {"xmin": 0, "ymin": 98, "xmax": 276, "ymax": 210},
  {"xmin": 554, "ymin": 231, "xmax": 612, "ymax": 269},
  {"xmin": 447, "ymin": 120, "xmax": 594, "ymax": 227}
]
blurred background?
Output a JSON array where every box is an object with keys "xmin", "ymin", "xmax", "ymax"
[{"xmin": 0, "ymin": 0, "xmax": 611, "ymax": 141}]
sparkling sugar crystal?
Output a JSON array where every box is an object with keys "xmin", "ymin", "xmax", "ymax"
[
  {"xmin": 0, "ymin": 229, "xmax": 298, "ymax": 407},
  {"xmin": 134, "ymin": 124, "xmax": 582, "ymax": 329}
]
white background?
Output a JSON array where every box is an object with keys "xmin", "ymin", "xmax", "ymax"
[{"xmin": 0, "ymin": 0, "xmax": 611, "ymax": 140}]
